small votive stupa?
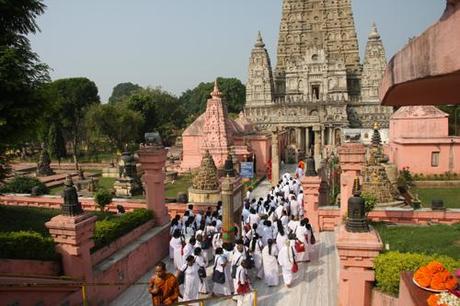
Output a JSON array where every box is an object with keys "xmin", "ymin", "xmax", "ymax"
[
  {"xmin": 361, "ymin": 123, "xmax": 398, "ymax": 203},
  {"xmin": 188, "ymin": 150, "xmax": 221, "ymax": 203}
]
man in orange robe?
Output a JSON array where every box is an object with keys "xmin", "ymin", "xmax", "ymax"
[{"xmin": 148, "ymin": 262, "xmax": 180, "ymax": 305}]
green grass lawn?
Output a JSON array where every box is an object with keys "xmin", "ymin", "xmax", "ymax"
[
  {"xmin": 165, "ymin": 175, "xmax": 192, "ymax": 198},
  {"xmin": 373, "ymin": 222, "xmax": 460, "ymax": 260},
  {"xmin": 414, "ymin": 188, "xmax": 460, "ymax": 209},
  {"xmin": 97, "ymin": 177, "xmax": 116, "ymax": 191}
]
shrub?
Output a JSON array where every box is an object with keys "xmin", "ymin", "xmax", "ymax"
[
  {"xmin": 94, "ymin": 189, "xmax": 113, "ymax": 211},
  {"xmin": 374, "ymin": 251, "xmax": 460, "ymax": 296},
  {"xmin": 0, "ymin": 231, "xmax": 57, "ymax": 261},
  {"xmin": 92, "ymin": 209, "xmax": 154, "ymax": 251},
  {"xmin": 0, "ymin": 176, "xmax": 48, "ymax": 195},
  {"xmin": 361, "ymin": 192, "xmax": 377, "ymax": 214}
]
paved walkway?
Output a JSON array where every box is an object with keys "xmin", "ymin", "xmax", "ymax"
[
  {"xmin": 111, "ymin": 163, "xmax": 340, "ymax": 306},
  {"xmin": 110, "ymin": 231, "xmax": 339, "ymax": 306}
]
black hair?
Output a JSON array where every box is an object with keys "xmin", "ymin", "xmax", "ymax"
[
  {"xmin": 194, "ymin": 247, "xmax": 202, "ymax": 255},
  {"xmin": 300, "ymin": 219, "xmax": 307, "ymax": 226},
  {"xmin": 156, "ymin": 261, "xmax": 166, "ymax": 270},
  {"xmin": 215, "ymin": 247, "xmax": 223, "ymax": 255},
  {"xmin": 189, "ymin": 237, "xmax": 196, "ymax": 245},
  {"xmin": 186, "ymin": 255, "xmax": 195, "ymax": 263},
  {"xmin": 188, "ymin": 204, "xmax": 194, "ymax": 210},
  {"xmin": 173, "ymin": 229, "xmax": 181, "ymax": 238},
  {"xmin": 250, "ymin": 208, "xmax": 256, "ymax": 214},
  {"xmin": 267, "ymin": 238, "xmax": 274, "ymax": 255},
  {"xmin": 276, "ymin": 220, "xmax": 285, "ymax": 236}
]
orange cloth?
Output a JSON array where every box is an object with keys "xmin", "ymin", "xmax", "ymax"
[{"xmin": 148, "ymin": 273, "xmax": 180, "ymax": 305}]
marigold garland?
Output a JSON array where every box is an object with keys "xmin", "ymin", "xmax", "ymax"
[{"xmin": 414, "ymin": 261, "xmax": 458, "ymax": 292}]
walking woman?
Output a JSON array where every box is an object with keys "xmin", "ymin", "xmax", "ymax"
[
  {"xmin": 212, "ymin": 247, "xmax": 233, "ymax": 296},
  {"xmin": 249, "ymin": 234, "xmax": 264, "ymax": 279},
  {"xmin": 278, "ymin": 234, "xmax": 297, "ymax": 288},
  {"xmin": 169, "ymin": 229, "xmax": 184, "ymax": 270},
  {"xmin": 193, "ymin": 247, "xmax": 210, "ymax": 295},
  {"xmin": 262, "ymin": 238, "xmax": 279, "ymax": 287},
  {"xmin": 235, "ymin": 259, "xmax": 254, "ymax": 306},
  {"xmin": 179, "ymin": 255, "xmax": 200, "ymax": 304}
]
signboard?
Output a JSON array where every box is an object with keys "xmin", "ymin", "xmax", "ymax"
[{"xmin": 240, "ymin": 162, "xmax": 254, "ymax": 179}]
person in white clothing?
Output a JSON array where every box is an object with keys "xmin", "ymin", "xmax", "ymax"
[
  {"xmin": 289, "ymin": 195, "xmax": 300, "ymax": 219},
  {"xmin": 295, "ymin": 219, "xmax": 310, "ymax": 262},
  {"xmin": 297, "ymin": 190, "xmax": 304, "ymax": 218},
  {"xmin": 275, "ymin": 221, "xmax": 288, "ymax": 252},
  {"xmin": 193, "ymin": 247, "xmax": 210, "ymax": 294},
  {"xmin": 170, "ymin": 229, "xmax": 184, "ymax": 270},
  {"xmin": 278, "ymin": 236, "xmax": 297, "ymax": 287},
  {"xmin": 262, "ymin": 239, "xmax": 279, "ymax": 286},
  {"xmin": 235, "ymin": 260, "xmax": 254, "ymax": 306},
  {"xmin": 248, "ymin": 234, "xmax": 264, "ymax": 279},
  {"xmin": 182, "ymin": 237, "xmax": 196, "ymax": 263},
  {"xmin": 179, "ymin": 255, "xmax": 200, "ymax": 304},
  {"xmin": 212, "ymin": 247, "xmax": 233, "ymax": 296}
]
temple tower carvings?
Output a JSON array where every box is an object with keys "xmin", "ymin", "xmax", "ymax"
[{"xmin": 244, "ymin": 0, "xmax": 394, "ymax": 143}]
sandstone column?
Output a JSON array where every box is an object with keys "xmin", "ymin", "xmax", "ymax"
[
  {"xmin": 138, "ymin": 144, "xmax": 169, "ymax": 225},
  {"xmin": 313, "ymin": 125, "xmax": 322, "ymax": 170},
  {"xmin": 336, "ymin": 224, "xmax": 383, "ymax": 306},
  {"xmin": 300, "ymin": 171, "xmax": 321, "ymax": 231},
  {"xmin": 221, "ymin": 176, "xmax": 235, "ymax": 243},
  {"xmin": 271, "ymin": 128, "xmax": 280, "ymax": 185},
  {"xmin": 46, "ymin": 213, "xmax": 97, "ymax": 298},
  {"xmin": 337, "ymin": 143, "xmax": 366, "ymax": 221}
]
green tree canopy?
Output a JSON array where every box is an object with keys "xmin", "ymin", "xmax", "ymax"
[
  {"xmin": 44, "ymin": 77, "xmax": 100, "ymax": 169},
  {"xmin": 85, "ymin": 102, "xmax": 144, "ymax": 152},
  {"xmin": 0, "ymin": 0, "xmax": 49, "ymax": 180},
  {"xmin": 109, "ymin": 82, "xmax": 143, "ymax": 104},
  {"xmin": 179, "ymin": 77, "xmax": 246, "ymax": 119},
  {"xmin": 124, "ymin": 87, "xmax": 185, "ymax": 146}
]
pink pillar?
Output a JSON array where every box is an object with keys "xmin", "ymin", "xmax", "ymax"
[
  {"xmin": 300, "ymin": 175, "xmax": 321, "ymax": 231},
  {"xmin": 336, "ymin": 225, "xmax": 383, "ymax": 306},
  {"xmin": 337, "ymin": 143, "xmax": 366, "ymax": 221},
  {"xmin": 46, "ymin": 214, "xmax": 97, "ymax": 298},
  {"xmin": 138, "ymin": 145, "xmax": 169, "ymax": 225}
]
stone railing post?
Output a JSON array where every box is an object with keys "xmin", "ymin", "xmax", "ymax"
[
  {"xmin": 46, "ymin": 213, "xmax": 97, "ymax": 298},
  {"xmin": 336, "ymin": 224, "xmax": 383, "ymax": 306},
  {"xmin": 337, "ymin": 143, "xmax": 366, "ymax": 221},
  {"xmin": 138, "ymin": 144, "xmax": 169, "ymax": 225},
  {"xmin": 301, "ymin": 175, "xmax": 321, "ymax": 231},
  {"xmin": 271, "ymin": 128, "xmax": 280, "ymax": 185},
  {"xmin": 221, "ymin": 176, "xmax": 235, "ymax": 244}
]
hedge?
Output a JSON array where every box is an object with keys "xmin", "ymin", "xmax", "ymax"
[
  {"xmin": 374, "ymin": 251, "xmax": 460, "ymax": 296},
  {"xmin": 92, "ymin": 209, "xmax": 154, "ymax": 251},
  {"xmin": 0, "ymin": 231, "xmax": 58, "ymax": 261},
  {"xmin": 0, "ymin": 176, "xmax": 48, "ymax": 195}
]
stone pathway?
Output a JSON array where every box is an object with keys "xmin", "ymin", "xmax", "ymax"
[{"xmin": 110, "ymin": 231, "xmax": 339, "ymax": 306}]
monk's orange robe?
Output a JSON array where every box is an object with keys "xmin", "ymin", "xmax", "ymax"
[{"xmin": 148, "ymin": 273, "xmax": 180, "ymax": 305}]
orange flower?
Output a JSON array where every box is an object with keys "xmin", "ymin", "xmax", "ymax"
[
  {"xmin": 415, "ymin": 266, "xmax": 433, "ymax": 287},
  {"xmin": 444, "ymin": 273, "xmax": 458, "ymax": 290},
  {"xmin": 427, "ymin": 261, "xmax": 446, "ymax": 274},
  {"xmin": 430, "ymin": 271, "xmax": 452, "ymax": 290},
  {"xmin": 427, "ymin": 294, "xmax": 439, "ymax": 306}
]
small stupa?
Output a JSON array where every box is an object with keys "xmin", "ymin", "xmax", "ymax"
[
  {"xmin": 192, "ymin": 150, "xmax": 219, "ymax": 191},
  {"xmin": 113, "ymin": 148, "xmax": 143, "ymax": 197},
  {"xmin": 188, "ymin": 150, "xmax": 222, "ymax": 204},
  {"xmin": 361, "ymin": 123, "xmax": 398, "ymax": 203},
  {"xmin": 37, "ymin": 143, "xmax": 54, "ymax": 176}
]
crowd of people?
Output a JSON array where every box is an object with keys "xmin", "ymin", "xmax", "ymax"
[{"xmin": 149, "ymin": 171, "xmax": 315, "ymax": 305}]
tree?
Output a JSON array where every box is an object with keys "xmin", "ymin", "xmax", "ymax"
[
  {"xmin": 0, "ymin": 0, "xmax": 50, "ymax": 181},
  {"xmin": 109, "ymin": 82, "xmax": 143, "ymax": 104},
  {"xmin": 179, "ymin": 77, "xmax": 246, "ymax": 118},
  {"xmin": 47, "ymin": 122, "xmax": 66, "ymax": 166},
  {"xmin": 125, "ymin": 87, "xmax": 185, "ymax": 146},
  {"xmin": 46, "ymin": 78, "xmax": 100, "ymax": 170},
  {"xmin": 85, "ymin": 102, "xmax": 144, "ymax": 152}
]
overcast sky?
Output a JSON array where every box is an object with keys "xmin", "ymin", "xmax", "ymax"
[{"xmin": 29, "ymin": 0, "xmax": 444, "ymax": 102}]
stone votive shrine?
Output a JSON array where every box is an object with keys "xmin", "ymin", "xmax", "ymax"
[
  {"xmin": 37, "ymin": 144, "xmax": 54, "ymax": 176},
  {"xmin": 113, "ymin": 150, "xmax": 143, "ymax": 197},
  {"xmin": 361, "ymin": 124, "xmax": 398, "ymax": 204},
  {"xmin": 188, "ymin": 150, "xmax": 221, "ymax": 203}
]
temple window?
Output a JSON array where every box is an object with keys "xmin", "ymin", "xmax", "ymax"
[
  {"xmin": 312, "ymin": 85, "xmax": 320, "ymax": 100},
  {"xmin": 431, "ymin": 152, "xmax": 440, "ymax": 167}
]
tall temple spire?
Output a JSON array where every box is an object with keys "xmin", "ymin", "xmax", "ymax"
[
  {"xmin": 360, "ymin": 22, "xmax": 393, "ymax": 128},
  {"xmin": 255, "ymin": 31, "xmax": 265, "ymax": 48},
  {"xmin": 368, "ymin": 22, "xmax": 380, "ymax": 40},
  {"xmin": 245, "ymin": 31, "xmax": 275, "ymax": 108},
  {"xmin": 211, "ymin": 79, "xmax": 222, "ymax": 98},
  {"xmin": 274, "ymin": 0, "xmax": 361, "ymax": 96}
]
